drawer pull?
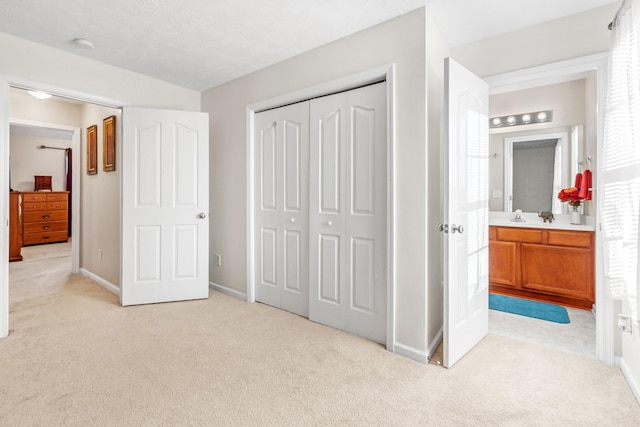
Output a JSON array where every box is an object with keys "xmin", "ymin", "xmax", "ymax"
[
  {"xmin": 43, "ymin": 226, "xmax": 50, "ymax": 230},
  {"xmin": 42, "ymin": 215, "xmax": 50, "ymax": 219},
  {"xmin": 43, "ymin": 236, "xmax": 50, "ymax": 239}
]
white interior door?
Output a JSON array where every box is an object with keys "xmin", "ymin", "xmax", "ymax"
[
  {"xmin": 254, "ymin": 101, "xmax": 309, "ymax": 317},
  {"xmin": 309, "ymin": 83, "xmax": 387, "ymax": 344},
  {"xmin": 121, "ymin": 107, "xmax": 209, "ymax": 306},
  {"xmin": 443, "ymin": 58, "xmax": 489, "ymax": 368}
]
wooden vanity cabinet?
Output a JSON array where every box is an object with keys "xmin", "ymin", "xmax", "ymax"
[
  {"xmin": 489, "ymin": 226, "xmax": 594, "ymax": 309},
  {"xmin": 21, "ymin": 191, "xmax": 69, "ymax": 245}
]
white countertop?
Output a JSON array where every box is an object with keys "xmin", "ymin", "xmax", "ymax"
[{"xmin": 489, "ymin": 211, "xmax": 595, "ymax": 232}]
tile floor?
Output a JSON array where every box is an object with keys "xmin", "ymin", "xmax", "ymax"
[{"xmin": 489, "ymin": 304, "xmax": 596, "ymax": 359}]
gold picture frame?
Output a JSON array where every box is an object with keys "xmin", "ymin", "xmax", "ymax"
[
  {"xmin": 103, "ymin": 115, "xmax": 116, "ymax": 172},
  {"xmin": 87, "ymin": 124, "xmax": 97, "ymax": 175}
]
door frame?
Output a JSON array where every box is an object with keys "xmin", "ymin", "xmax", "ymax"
[
  {"xmin": 246, "ymin": 64, "xmax": 397, "ymax": 350},
  {"xmin": 0, "ymin": 74, "xmax": 127, "ymax": 338},
  {"xmin": 9, "ymin": 118, "xmax": 82, "ymax": 273},
  {"xmin": 485, "ymin": 52, "xmax": 613, "ymax": 365}
]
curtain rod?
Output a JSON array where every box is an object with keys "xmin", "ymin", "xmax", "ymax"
[
  {"xmin": 609, "ymin": 0, "xmax": 629, "ymax": 30},
  {"xmin": 38, "ymin": 145, "xmax": 68, "ymax": 151}
]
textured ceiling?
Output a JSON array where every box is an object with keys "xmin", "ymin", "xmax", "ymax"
[{"xmin": 0, "ymin": 0, "xmax": 618, "ymax": 92}]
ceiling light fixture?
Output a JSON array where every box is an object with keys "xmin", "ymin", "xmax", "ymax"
[
  {"xmin": 27, "ymin": 90, "xmax": 52, "ymax": 100},
  {"xmin": 489, "ymin": 110, "xmax": 553, "ymax": 129},
  {"xmin": 72, "ymin": 38, "xmax": 94, "ymax": 49}
]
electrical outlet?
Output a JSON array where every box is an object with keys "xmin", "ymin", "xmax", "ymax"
[
  {"xmin": 98, "ymin": 249, "xmax": 103, "ymax": 261},
  {"xmin": 215, "ymin": 254, "xmax": 222, "ymax": 267},
  {"xmin": 618, "ymin": 314, "xmax": 632, "ymax": 333}
]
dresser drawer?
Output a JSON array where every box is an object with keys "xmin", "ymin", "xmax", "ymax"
[
  {"xmin": 46, "ymin": 201, "xmax": 68, "ymax": 211},
  {"xmin": 23, "ymin": 202, "xmax": 47, "ymax": 212},
  {"xmin": 22, "ymin": 192, "xmax": 47, "ymax": 202},
  {"xmin": 22, "ymin": 231, "xmax": 68, "ymax": 245},
  {"xmin": 23, "ymin": 210, "xmax": 68, "ymax": 223},
  {"xmin": 23, "ymin": 220, "xmax": 68, "ymax": 234},
  {"xmin": 46, "ymin": 193, "xmax": 68, "ymax": 202}
]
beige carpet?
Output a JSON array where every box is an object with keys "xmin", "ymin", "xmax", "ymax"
[{"xmin": 2, "ymin": 242, "xmax": 639, "ymax": 426}]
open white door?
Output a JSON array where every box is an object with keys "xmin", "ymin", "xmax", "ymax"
[
  {"xmin": 443, "ymin": 58, "xmax": 489, "ymax": 368},
  {"xmin": 121, "ymin": 107, "xmax": 209, "ymax": 306}
]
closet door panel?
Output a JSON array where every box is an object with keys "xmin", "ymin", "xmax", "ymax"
[
  {"xmin": 344, "ymin": 83, "xmax": 387, "ymax": 344},
  {"xmin": 310, "ymin": 82, "xmax": 386, "ymax": 343},
  {"xmin": 255, "ymin": 102, "xmax": 309, "ymax": 317}
]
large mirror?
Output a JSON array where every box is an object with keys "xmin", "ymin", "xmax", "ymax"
[{"xmin": 488, "ymin": 74, "xmax": 596, "ymax": 215}]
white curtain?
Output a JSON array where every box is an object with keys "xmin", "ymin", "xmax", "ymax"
[{"xmin": 601, "ymin": 0, "xmax": 640, "ymax": 323}]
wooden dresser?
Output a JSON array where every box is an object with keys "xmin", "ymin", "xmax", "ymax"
[
  {"xmin": 489, "ymin": 225, "xmax": 595, "ymax": 309},
  {"xmin": 9, "ymin": 192, "xmax": 23, "ymax": 261},
  {"xmin": 21, "ymin": 191, "xmax": 69, "ymax": 246}
]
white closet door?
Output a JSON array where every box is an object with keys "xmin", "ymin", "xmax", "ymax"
[
  {"xmin": 254, "ymin": 102, "xmax": 310, "ymax": 317},
  {"xmin": 309, "ymin": 83, "xmax": 387, "ymax": 344}
]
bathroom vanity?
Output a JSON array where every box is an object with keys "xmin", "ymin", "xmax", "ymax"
[{"xmin": 489, "ymin": 213, "xmax": 595, "ymax": 309}]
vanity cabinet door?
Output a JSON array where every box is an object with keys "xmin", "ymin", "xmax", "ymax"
[
  {"xmin": 521, "ymin": 243, "xmax": 594, "ymax": 301},
  {"xmin": 489, "ymin": 241, "xmax": 517, "ymax": 288}
]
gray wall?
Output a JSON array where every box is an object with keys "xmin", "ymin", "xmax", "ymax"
[{"xmin": 202, "ymin": 7, "xmax": 448, "ymax": 360}]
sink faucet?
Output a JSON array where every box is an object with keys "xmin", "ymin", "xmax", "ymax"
[{"xmin": 511, "ymin": 209, "xmax": 525, "ymax": 222}]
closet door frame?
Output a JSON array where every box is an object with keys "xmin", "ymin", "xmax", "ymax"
[{"xmin": 246, "ymin": 64, "xmax": 396, "ymax": 350}]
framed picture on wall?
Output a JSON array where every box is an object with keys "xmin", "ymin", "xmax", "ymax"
[
  {"xmin": 103, "ymin": 115, "xmax": 116, "ymax": 172},
  {"xmin": 87, "ymin": 124, "xmax": 97, "ymax": 175}
]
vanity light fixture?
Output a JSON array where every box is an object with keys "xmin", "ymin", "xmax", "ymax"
[
  {"xmin": 27, "ymin": 90, "xmax": 52, "ymax": 100},
  {"xmin": 489, "ymin": 109, "xmax": 553, "ymax": 128}
]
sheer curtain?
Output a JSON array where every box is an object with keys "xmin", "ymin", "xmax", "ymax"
[{"xmin": 601, "ymin": 0, "xmax": 640, "ymax": 323}]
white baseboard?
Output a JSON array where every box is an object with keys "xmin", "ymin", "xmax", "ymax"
[
  {"xmin": 427, "ymin": 327, "xmax": 443, "ymax": 359},
  {"xmin": 620, "ymin": 357, "xmax": 640, "ymax": 404},
  {"xmin": 393, "ymin": 342, "xmax": 428, "ymax": 364},
  {"xmin": 80, "ymin": 268, "xmax": 120, "ymax": 296},
  {"xmin": 209, "ymin": 282, "xmax": 246, "ymax": 301}
]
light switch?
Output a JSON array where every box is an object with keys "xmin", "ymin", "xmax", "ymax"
[{"xmin": 492, "ymin": 190, "xmax": 502, "ymax": 199}]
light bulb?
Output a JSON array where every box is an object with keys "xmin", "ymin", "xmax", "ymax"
[
  {"xmin": 507, "ymin": 116, "xmax": 516, "ymax": 125},
  {"xmin": 492, "ymin": 117, "xmax": 502, "ymax": 127},
  {"xmin": 537, "ymin": 112, "xmax": 547, "ymax": 122},
  {"xmin": 521, "ymin": 114, "xmax": 531, "ymax": 123}
]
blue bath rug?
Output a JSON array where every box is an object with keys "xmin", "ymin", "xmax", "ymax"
[{"xmin": 489, "ymin": 294, "xmax": 570, "ymax": 324}]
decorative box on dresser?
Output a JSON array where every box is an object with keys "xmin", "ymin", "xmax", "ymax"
[
  {"xmin": 9, "ymin": 192, "xmax": 23, "ymax": 261},
  {"xmin": 21, "ymin": 191, "xmax": 69, "ymax": 246},
  {"xmin": 489, "ymin": 225, "xmax": 595, "ymax": 309}
]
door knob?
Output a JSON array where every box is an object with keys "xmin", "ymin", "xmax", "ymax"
[
  {"xmin": 198, "ymin": 212, "xmax": 206, "ymax": 219},
  {"xmin": 451, "ymin": 224, "xmax": 464, "ymax": 234},
  {"xmin": 327, "ymin": 221, "xmax": 333, "ymax": 226}
]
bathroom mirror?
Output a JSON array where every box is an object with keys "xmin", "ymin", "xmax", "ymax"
[{"xmin": 489, "ymin": 125, "xmax": 584, "ymax": 214}]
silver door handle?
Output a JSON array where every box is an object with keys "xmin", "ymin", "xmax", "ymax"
[
  {"xmin": 451, "ymin": 224, "xmax": 464, "ymax": 234},
  {"xmin": 198, "ymin": 212, "xmax": 206, "ymax": 219},
  {"xmin": 327, "ymin": 221, "xmax": 333, "ymax": 226}
]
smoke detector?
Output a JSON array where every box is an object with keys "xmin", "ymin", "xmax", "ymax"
[{"xmin": 72, "ymin": 38, "xmax": 94, "ymax": 49}]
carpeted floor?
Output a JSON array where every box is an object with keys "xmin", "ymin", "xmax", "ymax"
[{"xmin": 2, "ymin": 242, "xmax": 639, "ymax": 426}]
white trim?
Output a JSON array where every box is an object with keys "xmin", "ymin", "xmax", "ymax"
[
  {"xmin": 427, "ymin": 327, "xmax": 444, "ymax": 360},
  {"xmin": 393, "ymin": 342, "xmax": 428, "ymax": 364},
  {"xmin": 9, "ymin": 118, "xmax": 81, "ymax": 273},
  {"xmin": 7, "ymin": 76, "xmax": 127, "ymax": 108},
  {"xmin": 209, "ymin": 281, "xmax": 247, "ymax": 301},
  {"xmin": 0, "ymin": 78, "xmax": 9, "ymax": 338},
  {"xmin": 80, "ymin": 268, "xmax": 120, "ymax": 296},
  {"xmin": 486, "ymin": 53, "xmax": 609, "ymax": 95},
  {"xmin": 620, "ymin": 357, "xmax": 640, "ymax": 404},
  {"xmin": 246, "ymin": 64, "xmax": 396, "ymax": 350},
  {"xmin": 486, "ymin": 53, "xmax": 613, "ymax": 365},
  {"xmin": 246, "ymin": 107, "xmax": 255, "ymax": 304}
]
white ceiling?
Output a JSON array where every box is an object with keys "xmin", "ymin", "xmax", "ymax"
[{"xmin": 0, "ymin": 0, "xmax": 618, "ymax": 92}]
